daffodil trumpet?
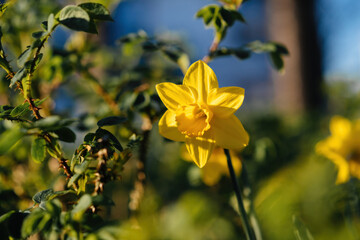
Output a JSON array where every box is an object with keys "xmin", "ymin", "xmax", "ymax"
[{"xmin": 156, "ymin": 60, "xmax": 249, "ymax": 168}]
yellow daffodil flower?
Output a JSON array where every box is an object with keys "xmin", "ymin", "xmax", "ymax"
[
  {"xmin": 182, "ymin": 145, "xmax": 242, "ymax": 186},
  {"xmin": 156, "ymin": 60, "xmax": 249, "ymax": 168},
  {"xmin": 316, "ymin": 116, "xmax": 360, "ymax": 184}
]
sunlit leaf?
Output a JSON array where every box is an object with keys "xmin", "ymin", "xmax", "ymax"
[
  {"xmin": 33, "ymin": 189, "xmax": 54, "ymax": 204},
  {"xmin": 58, "ymin": 5, "xmax": 92, "ymax": 33},
  {"xmin": 0, "ymin": 126, "xmax": 25, "ymax": 155},
  {"xmin": 31, "ymin": 137, "xmax": 47, "ymax": 162},
  {"xmin": 96, "ymin": 128, "xmax": 123, "ymax": 151},
  {"xmin": 78, "ymin": 2, "xmax": 113, "ymax": 21}
]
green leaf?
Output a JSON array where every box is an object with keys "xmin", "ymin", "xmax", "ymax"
[
  {"xmin": 74, "ymin": 160, "xmax": 90, "ymax": 175},
  {"xmin": 0, "ymin": 210, "xmax": 16, "ymax": 224},
  {"xmin": 53, "ymin": 127, "xmax": 76, "ymax": 142},
  {"xmin": 68, "ymin": 173, "xmax": 82, "ymax": 187},
  {"xmin": 270, "ymin": 52, "xmax": 284, "ymax": 73},
  {"xmin": 33, "ymin": 53, "xmax": 43, "ymax": 71},
  {"xmin": 72, "ymin": 194, "xmax": 92, "ymax": 221},
  {"xmin": 31, "ymin": 137, "xmax": 47, "ymax": 162},
  {"xmin": 10, "ymin": 102, "xmax": 30, "ymax": 117},
  {"xmin": 47, "ymin": 13, "xmax": 55, "ymax": 32},
  {"xmin": 92, "ymin": 195, "xmax": 114, "ymax": 207},
  {"xmin": 84, "ymin": 133, "xmax": 96, "ymax": 143},
  {"xmin": 32, "ymin": 116, "xmax": 75, "ymax": 131},
  {"xmin": 17, "ymin": 48, "xmax": 31, "ymax": 68},
  {"xmin": 97, "ymin": 116, "xmax": 127, "ymax": 127},
  {"xmin": 118, "ymin": 30, "xmax": 148, "ymax": 43},
  {"xmin": 32, "ymin": 31, "xmax": 45, "ymax": 39},
  {"xmin": 0, "ymin": 125, "xmax": 25, "ymax": 155},
  {"xmin": 78, "ymin": 2, "xmax": 113, "ymax": 21},
  {"xmin": 9, "ymin": 68, "xmax": 26, "ymax": 87},
  {"xmin": 58, "ymin": 5, "xmax": 93, "ymax": 33},
  {"xmin": 219, "ymin": 8, "xmax": 235, "ymax": 26},
  {"xmin": 20, "ymin": 209, "xmax": 44, "ymax": 238},
  {"xmin": 96, "ymin": 128, "xmax": 123, "ymax": 152},
  {"xmin": 142, "ymin": 41, "xmax": 159, "ymax": 51},
  {"xmin": 230, "ymin": 10, "xmax": 246, "ymax": 23},
  {"xmin": 33, "ymin": 189, "xmax": 54, "ymax": 204}
]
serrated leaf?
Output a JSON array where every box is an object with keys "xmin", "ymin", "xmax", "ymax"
[
  {"xmin": 97, "ymin": 116, "xmax": 127, "ymax": 127},
  {"xmin": 10, "ymin": 102, "xmax": 30, "ymax": 117},
  {"xmin": 78, "ymin": 2, "xmax": 113, "ymax": 21},
  {"xmin": 0, "ymin": 126, "xmax": 25, "ymax": 155},
  {"xmin": 96, "ymin": 128, "xmax": 123, "ymax": 151},
  {"xmin": 53, "ymin": 127, "xmax": 76, "ymax": 142},
  {"xmin": 59, "ymin": 5, "xmax": 92, "ymax": 33},
  {"xmin": 33, "ymin": 189, "xmax": 54, "ymax": 204},
  {"xmin": 31, "ymin": 137, "xmax": 47, "ymax": 163}
]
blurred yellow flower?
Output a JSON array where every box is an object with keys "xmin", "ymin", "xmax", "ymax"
[
  {"xmin": 182, "ymin": 145, "xmax": 242, "ymax": 186},
  {"xmin": 316, "ymin": 116, "xmax": 360, "ymax": 184},
  {"xmin": 156, "ymin": 60, "xmax": 249, "ymax": 168}
]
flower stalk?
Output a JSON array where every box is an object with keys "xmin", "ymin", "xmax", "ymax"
[{"xmin": 225, "ymin": 148, "xmax": 256, "ymax": 240}]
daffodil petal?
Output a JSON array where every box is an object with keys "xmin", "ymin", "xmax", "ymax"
[
  {"xmin": 336, "ymin": 158, "xmax": 350, "ymax": 184},
  {"xmin": 185, "ymin": 132, "xmax": 215, "ymax": 168},
  {"xmin": 202, "ymin": 161, "xmax": 223, "ymax": 186},
  {"xmin": 156, "ymin": 83, "xmax": 196, "ymax": 111},
  {"xmin": 183, "ymin": 60, "xmax": 219, "ymax": 103},
  {"xmin": 159, "ymin": 110, "xmax": 185, "ymax": 142},
  {"xmin": 208, "ymin": 87, "xmax": 245, "ymax": 118},
  {"xmin": 212, "ymin": 115, "xmax": 249, "ymax": 150},
  {"xmin": 330, "ymin": 116, "xmax": 352, "ymax": 139}
]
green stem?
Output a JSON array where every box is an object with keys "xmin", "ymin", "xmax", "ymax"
[{"xmin": 224, "ymin": 148, "xmax": 256, "ymax": 240}]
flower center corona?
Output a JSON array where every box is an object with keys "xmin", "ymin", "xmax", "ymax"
[{"xmin": 175, "ymin": 104, "xmax": 213, "ymax": 137}]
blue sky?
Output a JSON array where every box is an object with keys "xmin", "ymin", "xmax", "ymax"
[{"xmin": 317, "ymin": 0, "xmax": 360, "ymax": 78}]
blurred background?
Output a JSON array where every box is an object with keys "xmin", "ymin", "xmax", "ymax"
[{"xmin": 0, "ymin": 0, "xmax": 360, "ymax": 239}]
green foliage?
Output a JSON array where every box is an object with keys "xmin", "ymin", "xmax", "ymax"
[
  {"xmin": 211, "ymin": 41, "xmax": 289, "ymax": 72},
  {"xmin": 196, "ymin": 4, "xmax": 245, "ymax": 40},
  {"xmin": 119, "ymin": 31, "xmax": 190, "ymax": 74},
  {"xmin": 31, "ymin": 137, "xmax": 47, "ymax": 162},
  {"xmin": 0, "ymin": 125, "xmax": 25, "ymax": 155}
]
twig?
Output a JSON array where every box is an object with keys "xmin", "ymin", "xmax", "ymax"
[{"xmin": 81, "ymin": 70, "xmax": 120, "ymax": 115}]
